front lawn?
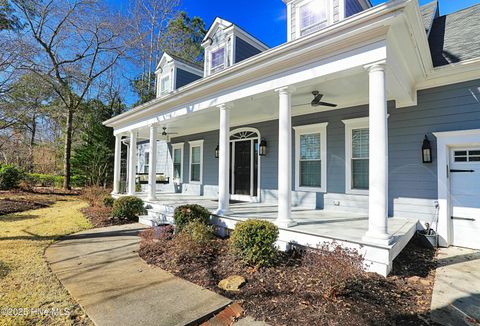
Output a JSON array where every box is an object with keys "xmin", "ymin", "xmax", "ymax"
[{"xmin": 0, "ymin": 194, "xmax": 93, "ymax": 325}]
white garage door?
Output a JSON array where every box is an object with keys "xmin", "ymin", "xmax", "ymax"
[{"xmin": 450, "ymin": 148, "xmax": 480, "ymax": 249}]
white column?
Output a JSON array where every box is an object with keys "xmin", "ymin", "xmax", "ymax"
[
  {"xmin": 215, "ymin": 104, "xmax": 230, "ymax": 216},
  {"xmin": 147, "ymin": 124, "xmax": 158, "ymax": 201},
  {"xmin": 127, "ymin": 130, "xmax": 137, "ymax": 195},
  {"xmin": 275, "ymin": 87, "xmax": 296, "ymax": 227},
  {"xmin": 112, "ymin": 135, "xmax": 122, "ymax": 194},
  {"xmin": 364, "ymin": 63, "xmax": 392, "ymax": 244}
]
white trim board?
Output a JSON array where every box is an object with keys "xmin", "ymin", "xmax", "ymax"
[
  {"xmin": 433, "ymin": 128, "xmax": 480, "ymax": 247},
  {"xmin": 188, "ymin": 140, "xmax": 204, "ymax": 184},
  {"xmin": 293, "ymin": 122, "xmax": 328, "ymax": 193}
]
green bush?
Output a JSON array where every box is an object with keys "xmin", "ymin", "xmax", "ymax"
[
  {"xmin": 24, "ymin": 174, "xmax": 86, "ymax": 188},
  {"xmin": 103, "ymin": 195, "xmax": 115, "ymax": 208},
  {"xmin": 0, "ymin": 165, "xmax": 22, "ymax": 190},
  {"xmin": 112, "ymin": 196, "xmax": 145, "ymax": 221},
  {"xmin": 229, "ymin": 219, "xmax": 279, "ymax": 267},
  {"xmin": 173, "ymin": 204, "xmax": 211, "ymax": 232},
  {"xmin": 181, "ymin": 220, "xmax": 215, "ymax": 244}
]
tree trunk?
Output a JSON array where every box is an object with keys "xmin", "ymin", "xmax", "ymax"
[
  {"xmin": 63, "ymin": 109, "xmax": 74, "ymax": 190},
  {"xmin": 28, "ymin": 114, "xmax": 37, "ymax": 173}
]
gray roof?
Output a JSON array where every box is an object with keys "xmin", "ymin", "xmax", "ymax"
[
  {"xmin": 166, "ymin": 53, "xmax": 204, "ymax": 70},
  {"xmin": 419, "ymin": 1, "xmax": 438, "ymax": 35},
  {"xmin": 428, "ymin": 3, "xmax": 480, "ymax": 67}
]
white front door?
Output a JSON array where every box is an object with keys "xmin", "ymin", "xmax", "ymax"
[{"xmin": 450, "ymin": 148, "xmax": 480, "ymax": 249}]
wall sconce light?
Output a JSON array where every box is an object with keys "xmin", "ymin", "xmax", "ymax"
[
  {"xmin": 215, "ymin": 145, "xmax": 219, "ymax": 159},
  {"xmin": 422, "ymin": 135, "xmax": 432, "ymax": 163},
  {"xmin": 259, "ymin": 139, "xmax": 267, "ymax": 156}
]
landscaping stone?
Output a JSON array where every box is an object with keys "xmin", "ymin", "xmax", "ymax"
[{"xmin": 218, "ymin": 275, "xmax": 246, "ymax": 292}]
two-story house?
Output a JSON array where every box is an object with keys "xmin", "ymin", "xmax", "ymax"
[{"xmin": 105, "ymin": 0, "xmax": 480, "ymax": 275}]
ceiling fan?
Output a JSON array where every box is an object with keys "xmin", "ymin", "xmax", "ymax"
[
  {"xmin": 292, "ymin": 91, "xmax": 337, "ymax": 108},
  {"xmin": 161, "ymin": 127, "xmax": 178, "ymax": 136}
]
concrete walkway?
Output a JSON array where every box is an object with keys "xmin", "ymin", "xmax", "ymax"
[
  {"xmin": 431, "ymin": 247, "xmax": 480, "ymax": 326},
  {"xmin": 45, "ymin": 224, "xmax": 231, "ymax": 326}
]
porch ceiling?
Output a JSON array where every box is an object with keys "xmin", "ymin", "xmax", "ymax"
[{"xmin": 135, "ymin": 71, "xmax": 371, "ymax": 139}]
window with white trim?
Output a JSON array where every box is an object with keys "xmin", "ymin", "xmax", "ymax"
[
  {"xmin": 172, "ymin": 143, "xmax": 184, "ymax": 182},
  {"xmin": 453, "ymin": 149, "xmax": 480, "ymax": 162},
  {"xmin": 294, "ymin": 122, "xmax": 328, "ymax": 192},
  {"xmin": 160, "ymin": 75, "xmax": 170, "ymax": 95},
  {"xmin": 343, "ymin": 117, "xmax": 369, "ymax": 194},
  {"xmin": 210, "ymin": 47, "xmax": 225, "ymax": 73},
  {"xmin": 298, "ymin": 0, "xmax": 328, "ymax": 36},
  {"xmin": 144, "ymin": 151, "xmax": 150, "ymax": 173},
  {"xmin": 189, "ymin": 140, "xmax": 203, "ymax": 183}
]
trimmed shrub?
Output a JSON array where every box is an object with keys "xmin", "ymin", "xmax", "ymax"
[
  {"xmin": 112, "ymin": 196, "xmax": 145, "ymax": 221},
  {"xmin": 230, "ymin": 219, "xmax": 279, "ymax": 267},
  {"xmin": 103, "ymin": 195, "xmax": 115, "ymax": 208},
  {"xmin": 181, "ymin": 220, "xmax": 215, "ymax": 244},
  {"xmin": 173, "ymin": 204, "xmax": 211, "ymax": 232},
  {"xmin": 0, "ymin": 165, "xmax": 22, "ymax": 190}
]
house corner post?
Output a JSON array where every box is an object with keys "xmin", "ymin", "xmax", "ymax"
[
  {"xmin": 112, "ymin": 134, "xmax": 122, "ymax": 195},
  {"xmin": 364, "ymin": 63, "xmax": 392, "ymax": 245},
  {"xmin": 215, "ymin": 104, "xmax": 231, "ymax": 216},
  {"xmin": 148, "ymin": 124, "xmax": 158, "ymax": 201},
  {"xmin": 127, "ymin": 130, "xmax": 138, "ymax": 196},
  {"xmin": 275, "ymin": 87, "xmax": 297, "ymax": 228}
]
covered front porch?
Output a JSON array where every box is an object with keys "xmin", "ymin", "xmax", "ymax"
[
  {"xmin": 106, "ymin": 15, "xmax": 430, "ymax": 276},
  {"xmin": 129, "ymin": 193, "xmax": 417, "ymax": 276}
]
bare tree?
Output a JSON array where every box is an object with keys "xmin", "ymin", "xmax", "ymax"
[{"xmin": 12, "ymin": 0, "xmax": 130, "ymax": 189}]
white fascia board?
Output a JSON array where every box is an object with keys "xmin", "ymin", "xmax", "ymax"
[
  {"xmin": 417, "ymin": 58, "xmax": 480, "ymax": 90},
  {"xmin": 155, "ymin": 53, "xmax": 172, "ymax": 73},
  {"xmin": 202, "ymin": 18, "xmax": 232, "ymax": 44},
  {"xmin": 105, "ymin": 0, "xmax": 411, "ymax": 129}
]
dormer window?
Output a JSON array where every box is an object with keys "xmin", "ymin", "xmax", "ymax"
[
  {"xmin": 298, "ymin": 0, "xmax": 328, "ymax": 36},
  {"xmin": 210, "ymin": 47, "xmax": 225, "ymax": 73},
  {"xmin": 160, "ymin": 75, "xmax": 171, "ymax": 95}
]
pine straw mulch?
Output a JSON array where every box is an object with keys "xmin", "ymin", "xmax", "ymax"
[
  {"xmin": 80, "ymin": 206, "xmax": 137, "ymax": 228},
  {"xmin": 0, "ymin": 190, "xmax": 64, "ymax": 216},
  {"xmin": 139, "ymin": 229, "xmax": 438, "ymax": 326}
]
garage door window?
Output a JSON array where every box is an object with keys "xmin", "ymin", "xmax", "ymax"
[{"xmin": 454, "ymin": 150, "xmax": 480, "ymax": 162}]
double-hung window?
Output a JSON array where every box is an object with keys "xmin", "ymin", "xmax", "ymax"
[
  {"xmin": 144, "ymin": 151, "xmax": 150, "ymax": 173},
  {"xmin": 298, "ymin": 0, "xmax": 329, "ymax": 37},
  {"xmin": 294, "ymin": 123, "xmax": 328, "ymax": 192},
  {"xmin": 343, "ymin": 117, "xmax": 369, "ymax": 194},
  {"xmin": 210, "ymin": 47, "xmax": 225, "ymax": 73},
  {"xmin": 189, "ymin": 140, "xmax": 203, "ymax": 183},
  {"xmin": 160, "ymin": 75, "xmax": 170, "ymax": 96},
  {"xmin": 172, "ymin": 143, "xmax": 184, "ymax": 182}
]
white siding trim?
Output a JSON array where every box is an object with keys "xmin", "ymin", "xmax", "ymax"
[
  {"xmin": 188, "ymin": 140, "xmax": 204, "ymax": 184},
  {"xmin": 172, "ymin": 142, "xmax": 184, "ymax": 183},
  {"xmin": 343, "ymin": 117, "xmax": 369, "ymax": 195},
  {"xmin": 293, "ymin": 122, "xmax": 328, "ymax": 193}
]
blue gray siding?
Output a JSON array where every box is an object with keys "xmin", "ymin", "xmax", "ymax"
[
  {"xmin": 345, "ymin": 0, "xmax": 364, "ymax": 17},
  {"xmin": 176, "ymin": 68, "xmax": 202, "ymax": 89},
  {"xmin": 235, "ymin": 37, "xmax": 262, "ymax": 63},
  {"xmin": 148, "ymin": 79, "xmax": 480, "ymax": 213}
]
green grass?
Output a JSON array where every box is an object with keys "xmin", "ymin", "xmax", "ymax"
[{"xmin": 0, "ymin": 197, "xmax": 93, "ymax": 325}]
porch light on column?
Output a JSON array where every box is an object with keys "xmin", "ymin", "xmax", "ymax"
[
  {"xmin": 259, "ymin": 139, "xmax": 267, "ymax": 156},
  {"xmin": 422, "ymin": 135, "xmax": 432, "ymax": 163},
  {"xmin": 215, "ymin": 145, "xmax": 219, "ymax": 158}
]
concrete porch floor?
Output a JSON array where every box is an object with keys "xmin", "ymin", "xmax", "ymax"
[{"xmin": 129, "ymin": 192, "xmax": 418, "ymax": 275}]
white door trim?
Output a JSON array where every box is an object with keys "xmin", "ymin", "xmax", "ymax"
[
  {"xmin": 229, "ymin": 127, "xmax": 261, "ymax": 202},
  {"xmin": 434, "ymin": 128, "xmax": 480, "ymax": 247}
]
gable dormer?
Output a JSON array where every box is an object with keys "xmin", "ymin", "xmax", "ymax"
[
  {"xmin": 154, "ymin": 53, "xmax": 203, "ymax": 98},
  {"xmin": 284, "ymin": 0, "xmax": 372, "ymax": 41},
  {"xmin": 201, "ymin": 18, "xmax": 269, "ymax": 77}
]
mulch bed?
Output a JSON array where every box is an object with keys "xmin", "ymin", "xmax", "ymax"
[
  {"xmin": 0, "ymin": 191, "xmax": 57, "ymax": 216},
  {"xmin": 81, "ymin": 206, "xmax": 137, "ymax": 228},
  {"xmin": 139, "ymin": 231, "xmax": 438, "ymax": 326}
]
